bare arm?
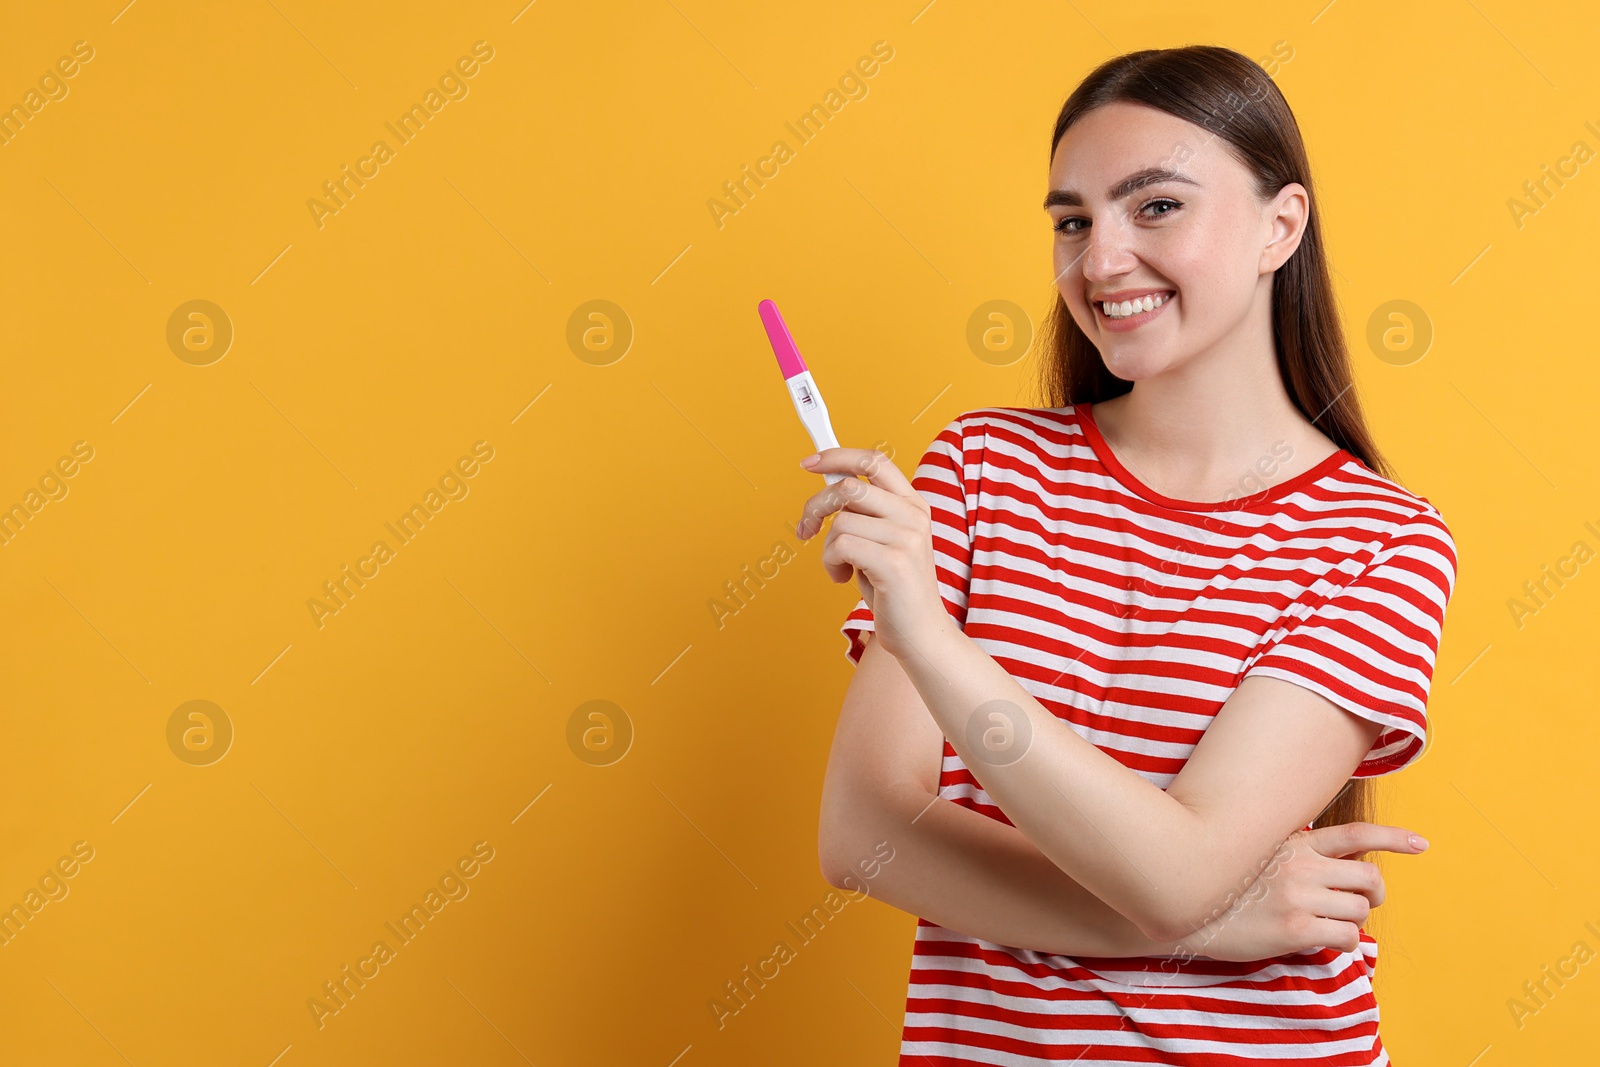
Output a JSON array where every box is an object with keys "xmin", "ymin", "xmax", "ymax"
[
  {"xmin": 803, "ymin": 445, "xmax": 1454, "ymax": 943},
  {"xmin": 819, "ymin": 632, "xmax": 1189, "ymax": 958},
  {"xmin": 890, "ymin": 614, "xmax": 1383, "ymax": 941}
]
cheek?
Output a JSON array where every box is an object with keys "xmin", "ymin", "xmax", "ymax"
[
  {"xmin": 1163, "ymin": 214, "xmax": 1251, "ymax": 300},
  {"xmin": 1051, "ymin": 240, "xmax": 1076, "ymax": 283},
  {"xmin": 1052, "ymin": 245, "xmax": 1087, "ymax": 311},
  {"xmin": 1055, "ymin": 279, "xmax": 1090, "ymax": 330}
]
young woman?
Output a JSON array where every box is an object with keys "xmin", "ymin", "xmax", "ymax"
[{"xmin": 802, "ymin": 46, "xmax": 1458, "ymax": 1065}]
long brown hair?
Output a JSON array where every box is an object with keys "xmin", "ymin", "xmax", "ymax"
[{"xmin": 1034, "ymin": 47, "xmax": 1397, "ymax": 845}]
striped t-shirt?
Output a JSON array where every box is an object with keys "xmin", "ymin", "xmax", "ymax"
[{"xmin": 839, "ymin": 404, "xmax": 1458, "ymax": 1066}]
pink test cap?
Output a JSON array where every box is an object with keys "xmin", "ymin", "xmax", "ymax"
[{"xmin": 758, "ymin": 299, "xmax": 808, "ymax": 379}]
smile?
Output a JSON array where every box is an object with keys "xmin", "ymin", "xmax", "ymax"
[{"xmin": 1096, "ymin": 291, "xmax": 1174, "ymax": 331}]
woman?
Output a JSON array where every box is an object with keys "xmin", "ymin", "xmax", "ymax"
[{"xmin": 802, "ymin": 46, "xmax": 1458, "ymax": 1065}]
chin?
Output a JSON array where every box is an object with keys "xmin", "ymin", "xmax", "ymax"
[{"xmin": 1098, "ymin": 349, "xmax": 1176, "ymax": 380}]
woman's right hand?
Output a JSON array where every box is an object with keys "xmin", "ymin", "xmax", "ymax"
[{"xmin": 1170, "ymin": 821, "xmax": 1429, "ymax": 964}]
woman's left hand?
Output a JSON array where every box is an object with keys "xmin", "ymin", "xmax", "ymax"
[{"xmin": 795, "ymin": 447, "xmax": 951, "ymax": 660}]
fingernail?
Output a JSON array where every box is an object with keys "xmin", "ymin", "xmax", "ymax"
[
  {"xmin": 1408, "ymin": 834, "xmax": 1429, "ymax": 851},
  {"xmin": 800, "ymin": 453, "xmax": 820, "ymax": 467}
]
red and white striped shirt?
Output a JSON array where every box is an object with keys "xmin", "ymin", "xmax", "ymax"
[{"xmin": 840, "ymin": 404, "xmax": 1458, "ymax": 1066}]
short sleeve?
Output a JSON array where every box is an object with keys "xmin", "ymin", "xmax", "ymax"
[
  {"xmin": 1241, "ymin": 510, "xmax": 1459, "ymax": 777},
  {"xmin": 840, "ymin": 413, "xmax": 977, "ymax": 665}
]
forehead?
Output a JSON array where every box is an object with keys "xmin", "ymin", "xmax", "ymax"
[{"xmin": 1048, "ymin": 100, "xmax": 1239, "ymax": 196}]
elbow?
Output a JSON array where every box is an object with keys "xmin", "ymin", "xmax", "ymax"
[
  {"xmin": 818, "ymin": 827, "xmax": 867, "ymax": 890},
  {"xmin": 1120, "ymin": 815, "xmax": 1235, "ymax": 941},
  {"xmin": 817, "ymin": 804, "xmax": 861, "ymax": 889},
  {"xmin": 1134, "ymin": 890, "xmax": 1233, "ymax": 945},
  {"xmin": 817, "ymin": 825, "xmax": 847, "ymax": 888},
  {"xmin": 820, "ymin": 854, "xmax": 852, "ymax": 891},
  {"xmin": 823, "ymin": 831, "xmax": 900, "ymax": 894},
  {"xmin": 1116, "ymin": 891, "xmax": 1200, "ymax": 944},
  {"xmin": 1134, "ymin": 908, "xmax": 1190, "ymax": 945},
  {"xmin": 818, "ymin": 794, "xmax": 906, "ymax": 891}
]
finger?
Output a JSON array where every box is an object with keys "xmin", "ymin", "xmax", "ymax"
[
  {"xmin": 798, "ymin": 474, "xmax": 924, "ymax": 540},
  {"xmin": 821, "ymin": 530, "xmax": 888, "ymax": 599},
  {"xmin": 820, "ymin": 509, "xmax": 925, "ymax": 589},
  {"xmin": 820, "ymin": 515, "xmax": 877, "ymax": 599},
  {"xmin": 1310, "ymin": 886, "xmax": 1375, "ymax": 925},
  {"xmin": 797, "ymin": 479, "xmax": 897, "ymax": 538},
  {"xmin": 1301, "ymin": 917, "xmax": 1365, "ymax": 955},
  {"xmin": 1319, "ymin": 858, "xmax": 1386, "ymax": 908},
  {"xmin": 820, "ymin": 529, "xmax": 887, "ymax": 577},
  {"xmin": 1305, "ymin": 821, "xmax": 1427, "ymax": 861},
  {"xmin": 801, "ymin": 447, "xmax": 914, "ymax": 497},
  {"xmin": 820, "ymin": 512, "xmax": 871, "ymax": 584}
]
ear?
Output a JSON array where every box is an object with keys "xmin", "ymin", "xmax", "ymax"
[{"xmin": 1260, "ymin": 181, "xmax": 1309, "ymax": 274}]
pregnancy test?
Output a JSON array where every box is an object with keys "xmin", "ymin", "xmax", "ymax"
[{"xmin": 758, "ymin": 299, "xmax": 847, "ymax": 486}]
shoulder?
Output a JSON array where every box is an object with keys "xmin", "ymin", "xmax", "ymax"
[
  {"xmin": 1320, "ymin": 457, "xmax": 1458, "ymax": 588},
  {"xmin": 911, "ymin": 406, "xmax": 1096, "ymax": 494},
  {"xmin": 1324, "ymin": 456, "xmax": 1452, "ymax": 534},
  {"xmin": 926, "ymin": 405, "xmax": 1087, "ymax": 454}
]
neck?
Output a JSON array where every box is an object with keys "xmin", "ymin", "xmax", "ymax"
[{"xmin": 1091, "ymin": 310, "xmax": 1336, "ymax": 498}]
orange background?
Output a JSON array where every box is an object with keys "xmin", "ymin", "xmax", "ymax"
[{"xmin": 0, "ymin": 1, "xmax": 1595, "ymax": 1064}]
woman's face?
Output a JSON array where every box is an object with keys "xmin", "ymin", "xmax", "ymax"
[{"xmin": 1045, "ymin": 100, "xmax": 1305, "ymax": 382}]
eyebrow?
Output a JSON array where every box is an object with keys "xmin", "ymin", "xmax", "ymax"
[{"xmin": 1042, "ymin": 166, "xmax": 1201, "ymax": 210}]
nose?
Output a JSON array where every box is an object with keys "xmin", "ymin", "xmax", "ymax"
[{"xmin": 1079, "ymin": 211, "xmax": 1139, "ymax": 284}]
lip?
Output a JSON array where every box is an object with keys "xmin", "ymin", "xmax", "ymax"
[
  {"xmin": 1091, "ymin": 287, "xmax": 1173, "ymax": 303},
  {"xmin": 1095, "ymin": 290, "xmax": 1174, "ymax": 333}
]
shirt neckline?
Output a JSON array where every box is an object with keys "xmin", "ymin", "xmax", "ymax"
[{"xmin": 1076, "ymin": 401, "xmax": 1353, "ymax": 512}]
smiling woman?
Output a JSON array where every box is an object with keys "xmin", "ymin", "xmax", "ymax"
[{"xmin": 811, "ymin": 44, "xmax": 1458, "ymax": 1067}]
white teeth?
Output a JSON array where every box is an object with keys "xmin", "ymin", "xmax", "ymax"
[{"xmin": 1100, "ymin": 292, "xmax": 1169, "ymax": 319}]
